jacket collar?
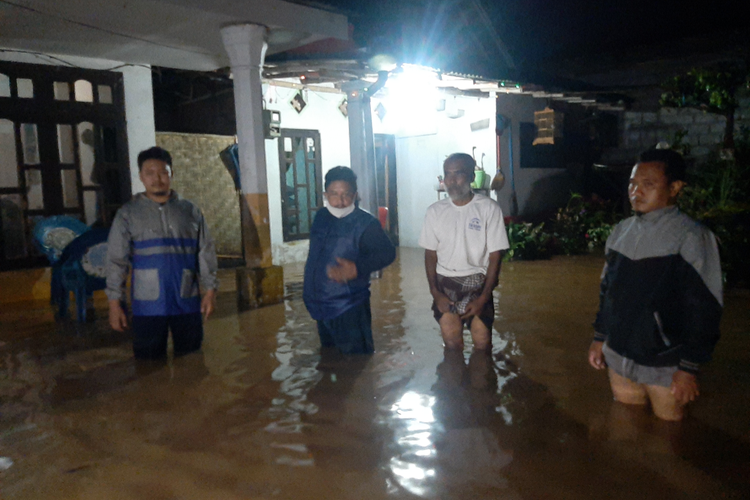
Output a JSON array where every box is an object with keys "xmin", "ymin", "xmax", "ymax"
[
  {"xmin": 636, "ymin": 204, "xmax": 678, "ymax": 223},
  {"xmin": 136, "ymin": 190, "xmax": 180, "ymax": 205}
]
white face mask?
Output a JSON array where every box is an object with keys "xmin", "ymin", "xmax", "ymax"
[{"xmin": 327, "ymin": 203, "xmax": 355, "ymax": 219}]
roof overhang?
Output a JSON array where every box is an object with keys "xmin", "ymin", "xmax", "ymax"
[{"xmin": 0, "ymin": 0, "xmax": 349, "ymax": 71}]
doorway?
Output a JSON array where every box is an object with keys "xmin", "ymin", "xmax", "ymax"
[{"xmin": 374, "ymin": 134, "xmax": 398, "ymax": 246}]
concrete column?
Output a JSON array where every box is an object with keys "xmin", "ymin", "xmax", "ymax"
[
  {"xmin": 221, "ymin": 24, "xmax": 272, "ymax": 269},
  {"xmin": 222, "ymin": 24, "xmax": 283, "ymax": 310},
  {"xmin": 342, "ymin": 82, "xmax": 378, "ymax": 216}
]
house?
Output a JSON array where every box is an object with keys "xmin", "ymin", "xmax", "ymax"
[
  {"xmin": 0, "ymin": 0, "xmax": 348, "ymax": 303},
  {"xmin": 0, "ymin": 0, "xmax": 622, "ymax": 307}
]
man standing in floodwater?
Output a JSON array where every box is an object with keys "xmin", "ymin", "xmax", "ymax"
[
  {"xmin": 106, "ymin": 146, "xmax": 218, "ymax": 359},
  {"xmin": 303, "ymin": 166, "xmax": 396, "ymax": 354},
  {"xmin": 419, "ymin": 153, "xmax": 509, "ymax": 350},
  {"xmin": 589, "ymin": 148, "xmax": 723, "ymax": 421}
]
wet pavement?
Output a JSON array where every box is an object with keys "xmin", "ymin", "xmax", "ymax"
[{"xmin": 1, "ymin": 247, "xmax": 749, "ymax": 499}]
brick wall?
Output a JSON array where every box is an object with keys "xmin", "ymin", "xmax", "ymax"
[{"xmin": 605, "ymin": 92, "xmax": 750, "ymax": 164}]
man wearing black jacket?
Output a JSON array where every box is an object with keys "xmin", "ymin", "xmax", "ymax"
[{"xmin": 588, "ymin": 148, "xmax": 722, "ymax": 421}]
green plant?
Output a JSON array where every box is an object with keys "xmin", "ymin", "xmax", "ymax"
[
  {"xmin": 677, "ymin": 141, "xmax": 750, "ymax": 285},
  {"xmin": 503, "ymin": 222, "xmax": 551, "ymax": 261},
  {"xmin": 551, "ymin": 193, "xmax": 623, "ymax": 255}
]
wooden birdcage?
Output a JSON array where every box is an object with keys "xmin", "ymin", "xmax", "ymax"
[{"xmin": 533, "ymin": 107, "xmax": 563, "ymax": 145}]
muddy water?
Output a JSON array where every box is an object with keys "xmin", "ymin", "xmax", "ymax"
[{"xmin": 1, "ymin": 248, "xmax": 748, "ymax": 499}]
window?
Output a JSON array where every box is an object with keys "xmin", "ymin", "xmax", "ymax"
[
  {"xmin": 278, "ymin": 129, "xmax": 322, "ymax": 242},
  {"xmin": 0, "ymin": 60, "xmax": 130, "ymax": 270}
]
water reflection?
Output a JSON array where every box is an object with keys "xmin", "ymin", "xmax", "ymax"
[
  {"xmin": 387, "ymin": 349, "xmax": 520, "ymax": 498},
  {"xmin": 1, "ymin": 250, "xmax": 749, "ymax": 499}
]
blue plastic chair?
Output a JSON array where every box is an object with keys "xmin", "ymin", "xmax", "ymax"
[
  {"xmin": 55, "ymin": 228, "xmax": 110, "ymax": 322},
  {"xmin": 32, "ymin": 216, "xmax": 89, "ymax": 264}
]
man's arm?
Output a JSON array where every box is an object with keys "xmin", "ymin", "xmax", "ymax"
[
  {"xmin": 671, "ymin": 229, "xmax": 723, "ymax": 404},
  {"xmin": 105, "ymin": 210, "xmax": 131, "ymax": 331},
  {"xmin": 425, "ymin": 249, "xmax": 453, "ymax": 313},
  {"xmin": 356, "ymin": 222, "xmax": 396, "ymax": 276},
  {"xmin": 196, "ymin": 211, "xmax": 218, "ymax": 320},
  {"xmin": 326, "ymin": 221, "xmax": 396, "ymax": 283},
  {"xmin": 460, "ymin": 250, "xmax": 502, "ymax": 319}
]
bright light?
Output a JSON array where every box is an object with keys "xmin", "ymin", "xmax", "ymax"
[{"xmin": 376, "ymin": 66, "xmax": 441, "ymax": 135}]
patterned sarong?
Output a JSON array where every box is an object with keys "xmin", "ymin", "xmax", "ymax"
[{"xmin": 432, "ymin": 273, "xmax": 495, "ymax": 329}]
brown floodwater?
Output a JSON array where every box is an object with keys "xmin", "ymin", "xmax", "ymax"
[{"xmin": 1, "ymin": 248, "xmax": 749, "ymax": 499}]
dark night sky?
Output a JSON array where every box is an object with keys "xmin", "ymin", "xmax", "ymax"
[{"xmin": 289, "ymin": 0, "xmax": 747, "ymax": 79}]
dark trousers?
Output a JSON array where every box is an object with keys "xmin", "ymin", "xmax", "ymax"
[
  {"xmin": 317, "ymin": 300, "xmax": 374, "ymax": 354},
  {"xmin": 131, "ymin": 313, "xmax": 203, "ymax": 359}
]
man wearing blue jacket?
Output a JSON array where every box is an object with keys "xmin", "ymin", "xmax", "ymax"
[
  {"xmin": 106, "ymin": 146, "xmax": 218, "ymax": 359},
  {"xmin": 303, "ymin": 167, "xmax": 396, "ymax": 354}
]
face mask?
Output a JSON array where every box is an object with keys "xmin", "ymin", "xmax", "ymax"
[{"xmin": 327, "ymin": 204, "xmax": 355, "ymax": 218}]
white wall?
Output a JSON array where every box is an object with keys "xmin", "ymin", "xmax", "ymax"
[
  {"xmin": 261, "ymin": 84, "xmax": 579, "ymax": 261},
  {"xmin": 371, "ymin": 93, "xmax": 498, "ymax": 248},
  {"xmin": 494, "ymin": 93, "xmax": 579, "ymax": 218},
  {"xmin": 0, "ymin": 50, "xmax": 156, "ymax": 193},
  {"xmin": 262, "ymin": 83, "xmax": 350, "ymax": 264}
]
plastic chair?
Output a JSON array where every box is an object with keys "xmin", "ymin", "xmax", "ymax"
[
  {"xmin": 54, "ymin": 228, "xmax": 110, "ymax": 322},
  {"xmin": 31, "ymin": 216, "xmax": 89, "ymax": 264}
]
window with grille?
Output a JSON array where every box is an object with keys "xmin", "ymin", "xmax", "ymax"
[{"xmin": 278, "ymin": 129, "xmax": 323, "ymax": 242}]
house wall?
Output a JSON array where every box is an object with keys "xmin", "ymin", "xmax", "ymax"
[
  {"xmin": 262, "ymin": 84, "xmax": 351, "ymax": 264},
  {"xmin": 494, "ymin": 93, "xmax": 581, "ymax": 220},
  {"xmin": 0, "ymin": 51, "xmax": 156, "ymax": 191},
  {"xmin": 261, "ymin": 85, "xmax": 579, "ymax": 261},
  {"xmin": 371, "ymin": 93, "xmax": 499, "ymax": 248}
]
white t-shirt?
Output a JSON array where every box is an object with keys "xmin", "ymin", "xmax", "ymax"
[{"xmin": 419, "ymin": 193, "xmax": 509, "ymax": 277}]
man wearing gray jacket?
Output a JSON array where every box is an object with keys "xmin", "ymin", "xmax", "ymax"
[{"xmin": 106, "ymin": 146, "xmax": 218, "ymax": 359}]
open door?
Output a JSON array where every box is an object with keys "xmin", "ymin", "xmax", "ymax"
[{"xmin": 374, "ymin": 134, "xmax": 398, "ymax": 246}]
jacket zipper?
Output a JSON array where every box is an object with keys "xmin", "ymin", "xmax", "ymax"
[{"xmin": 653, "ymin": 311, "xmax": 670, "ymax": 347}]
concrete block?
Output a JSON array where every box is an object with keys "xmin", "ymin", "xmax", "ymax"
[
  {"xmin": 235, "ymin": 265, "xmax": 284, "ymax": 310},
  {"xmin": 693, "ymin": 112, "xmax": 720, "ymax": 124},
  {"xmin": 691, "ymin": 124, "xmax": 712, "ymax": 136},
  {"xmin": 624, "ymin": 111, "xmax": 642, "ymax": 126},
  {"xmin": 642, "ymin": 112, "xmax": 658, "ymax": 124},
  {"xmin": 659, "ymin": 108, "xmax": 694, "ymax": 125},
  {"xmin": 710, "ymin": 123, "xmax": 728, "ymax": 135},
  {"xmin": 691, "ymin": 146, "xmax": 711, "ymax": 157},
  {"xmin": 625, "ymin": 131, "xmax": 641, "ymax": 147},
  {"xmin": 698, "ymin": 134, "xmax": 722, "ymax": 146}
]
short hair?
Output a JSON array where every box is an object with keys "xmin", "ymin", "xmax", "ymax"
[
  {"xmin": 444, "ymin": 153, "xmax": 476, "ymax": 174},
  {"xmin": 137, "ymin": 146, "xmax": 172, "ymax": 172},
  {"xmin": 638, "ymin": 148, "xmax": 687, "ymax": 183},
  {"xmin": 324, "ymin": 166, "xmax": 357, "ymax": 192}
]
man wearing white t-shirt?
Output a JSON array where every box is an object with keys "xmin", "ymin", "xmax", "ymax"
[{"xmin": 419, "ymin": 153, "xmax": 509, "ymax": 350}]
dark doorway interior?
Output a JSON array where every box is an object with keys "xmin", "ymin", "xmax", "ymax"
[{"xmin": 374, "ymin": 134, "xmax": 398, "ymax": 246}]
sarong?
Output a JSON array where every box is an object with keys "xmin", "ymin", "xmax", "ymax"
[{"xmin": 432, "ymin": 273, "xmax": 495, "ymax": 329}]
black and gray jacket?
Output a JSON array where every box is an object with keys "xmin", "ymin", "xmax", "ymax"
[{"xmin": 593, "ymin": 205, "xmax": 722, "ymax": 374}]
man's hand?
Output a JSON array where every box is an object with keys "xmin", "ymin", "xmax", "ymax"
[
  {"xmin": 108, "ymin": 300, "xmax": 128, "ymax": 332},
  {"xmin": 201, "ymin": 289, "xmax": 217, "ymax": 321},
  {"xmin": 588, "ymin": 341, "xmax": 606, "ymax": 370},
  {"xmin": 432, "ymin": 292, "xmax": 454, "ymax": 314},
  {"xmin": 326, "ymin": 257, "xmax": 358, "ymax": 283},
  {"xmin": 671, "ymin": 370, "xmax": 699, "ymax": 405},
  {"xmin": 460, "ymin": 294, "xmax": 489, "ymax": 320}
]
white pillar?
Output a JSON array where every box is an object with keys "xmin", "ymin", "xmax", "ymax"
[
  {"xmin": 342, "ymin": 82, "xmax": 378, "ymax": 216},
  {"xmin": 221, "ymin": 24, "xmax": 273, "ymax": 269},
  {"xmin": 221, "ymin": 24, "xmax": 268, "ymax": 196}
]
